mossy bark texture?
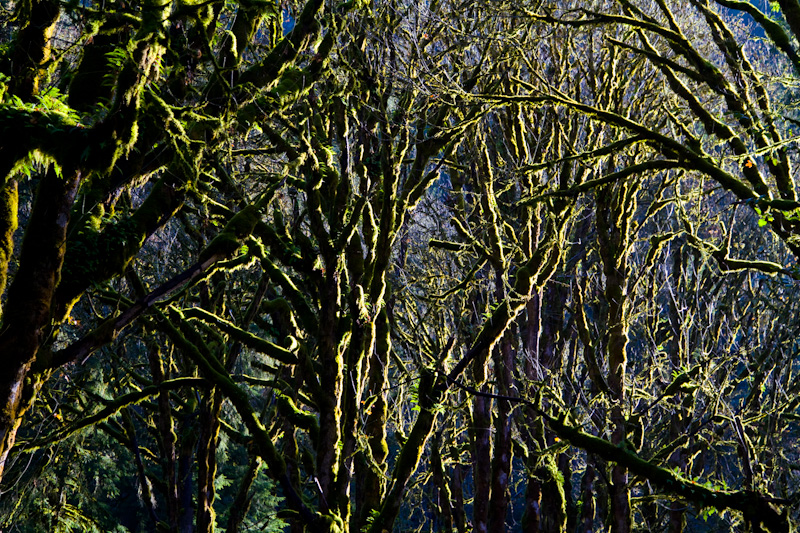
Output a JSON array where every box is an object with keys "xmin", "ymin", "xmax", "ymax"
[{"xmin": 0, "ymin": 168, "xmax": 80, "ymax": 480}]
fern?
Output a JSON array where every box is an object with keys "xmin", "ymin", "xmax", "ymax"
[{"xmin": 54, "ymin": 504, "xmax": 105, "ymax": 533}]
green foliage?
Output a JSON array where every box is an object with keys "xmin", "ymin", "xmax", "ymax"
[{"xmin": 1, "ymin": 430, "xmax": 137, "ymax": 533}]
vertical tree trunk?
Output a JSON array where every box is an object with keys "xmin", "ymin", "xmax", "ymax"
[
  {"xmin": 431, "ymin": 432, "xmax": 454, "ymax": 532},
  {"xmin": 196, "ymin": 389, "xmax": 222, "ymax": 533},
  {"xmin": 225, "ymin": 457, "xmax": 262, "ymax": 533},
  {"xmin": 597, "ymin": 182, "xmax": 634, "ymax": 533},
  {"xmin": 606, "ymin": 248, "xmax": 630, "ymax": 533},
  {"xmin": 537, "ymin": 451, "xmax": 567, "ymax": 532},
  {"xmin": 337, "ymin": 322, "xmax": 367, "ymax": 528},
  {"xmin": 9, "ymin": 0, "xmax": 60, "ymax": 100},
  {"xmin": 521, "ymin": 281, "xmax": 570, "ymax": 533},
  {"xmin": 315, "ymin": 268, "xmax": 344, "ymax": 517},
  {"xmin": 522, "ymin": 475, "xmax": 542, "ymax": 533},
  {"xmin": 0, "ymin": 180, "xmax": 18, "ymax": 315},
  {"xmin": 667, "ymin": 246, "xmax": 687, "ymax": 533},
  {"xmin": 579, "ymin": 463, "xmax": 596, "ymax": 533},
  {"xmin": 123, "ymin": 408, "xmax": 159, "ymax": 529},
  {"xmin": 179, "ymin": 411, "xmax": 198, "ymax": 532},
  {"xmin": 148, "ymin": 342, "xmax": 180, "ymax": 530},
  {"xmin": 471, "ymin": 379, "xmax": 492, "ymax": 533},
  {"xmin": 358, "ymin": 309, "xmax": 391, "ymax": 528},
  {"xmin": 0, "ymin": 168, "xmax": 80, "ymax": 482},
  {"xmin": 522, "ymin": 286, "xmax": 543, "ymax": 533},
  {"xmin": 473, "ymin": 139, "xmax": 502, "ymax": 533},
  {"xmin": 451, "ymin": 461, "xmax": 468, "ymax": 533},
  {"xmin": 487, "ymin": 333, "xmax": 514, "ymax": 533}
]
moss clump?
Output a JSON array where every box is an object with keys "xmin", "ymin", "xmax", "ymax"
[
  {"xmin": 275, "ymin": 392, "xmax": 319, "ymax": 443},
  {"xmin": 311, "ymin": 513, "xmax": 346, "ymax": 533}
]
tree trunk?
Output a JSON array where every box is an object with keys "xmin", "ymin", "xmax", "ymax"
[
  {"xmin": 522, "ymin": 476, "xmax": 542, "ymax": 533},
  {"xmin": 179, "ymin": 410, "xmax": 198, "ymax": 533},
  {"xmin": 579, "ymin": 463, "xmax": 596, "ymax": 533},
  {"xmin": 597, "ymin": 183, "xmax": 634, "ymax": 533},
  {"xmin": 0, "ymin": 168, "xmax": 80, "ymax": 482},
  {"xmin": 451, "ymin": 461, "xmax": 468, "ymax": 533},
  {"xmin": 315, "ymin": 268, "xmax": 344, "ymax": 517},
  {"xmin": 471, "ymin": 385, "xmax": 492, "ymax": 533},
  {"xmin": 487, "ymin": 334, "xmax": 514, "ymax": 533},
  {"xmin": 196, "ymin": 389, "xmax": 222, "ymax": 533},
  {"xmin": 357, "ymin": 310, "xmax": 391, "ymax": 528},
  {"xmin": 9, "ymin": 0, "xmax": 60, "ymax": 100},
  {"xmin": 431, "ymin": 432, "xmax": 454, "ymax": 532},
  {"xmin": 148, "ymin": 341, "xmax": 180, "ymax": 530}
]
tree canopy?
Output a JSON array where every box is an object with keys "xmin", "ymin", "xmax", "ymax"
[{"xmin": 3, "ymin": 0, "xmax": 800, "ymax": 532}]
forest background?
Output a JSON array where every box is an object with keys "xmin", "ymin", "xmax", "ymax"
[{"xmin": 2, "ymin": 0, "xmax": 800, "ymax": 531}]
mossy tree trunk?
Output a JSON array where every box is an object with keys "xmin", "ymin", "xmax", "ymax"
[
  {"xmin": 9, "ymin": 1, "xmax": 800, "ymax": 532},
  {"xmin": 0, "ymin": 166, "xmax": 81, "ymax": 480},
  {"xmin": 596, "ymin": 178, "xmax": 637, "ymax": 533}
]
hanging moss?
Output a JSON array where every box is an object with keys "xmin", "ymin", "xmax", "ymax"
[
  {"xmin": 513, "ymin": 265, "xmax": 532, "ymax": 295},
  {"xmin": 8, "ymin": 0, "xmax": 61, "ymax": 99},
  {"xmin": 182, "ymin": 307, "xmax": 298, "ymax": 365}
]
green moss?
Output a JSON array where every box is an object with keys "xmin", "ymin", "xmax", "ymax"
[
  {"xmin": 183, "ymin": 307, "xmax": 298, "ymax": 364},
  {"xmin": 270, "ymin": 66, "xmax": 309, "ymax": 104},
  {"xmin": 312, "ymin": 513, "xmax": 345, "ymax": 533},
  {"xmin": 0, "ymin": 179, "xmax": 19, "ymax": 311},
  {"xmin": 276, "ymin": 392, "xmax": 319, "ymax": 442},
  {"xmin": 197, "ymin": 205, "xmax": 263, "ymax": 263},
  {"xmin": 227, "ymin": 205, "xmax": 261, "ymax": 237},
  {"xmin": 198, "ymin": 232, "xmax": 239, "ymax": 263},
  {"xmin": 56, "ymin": 176, "xmax": 184, "ymax": 319}
]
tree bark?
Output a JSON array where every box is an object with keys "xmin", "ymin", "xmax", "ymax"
[
  {"xmin": 0, "ymin": 168, "xmax": 81, "ymax": 481},
  {"xmin": 597, "ymin": 183, "xmax": 634, "ymax": 533},
  {"xmin": 196, "ymin": 389, "xmax": 222, "ymax": 533},
  {"xmin": 148, "ymin": 341, "xmax": 181, "ymax": 530},
  {"xmin": 487, "ymin": 333, "xmax": 514, "ymax": 533},
  {"xmin": 471, "ymin": 378, "xmax": 492, "ymax": 533},
  {"xmin": 579, "ymin": 463, "xmax": 596, "ymax": 533}
]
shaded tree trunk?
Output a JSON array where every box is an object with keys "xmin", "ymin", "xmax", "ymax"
[
  {"xmin": 0, "ymin": 168, "xmax": 80, "ymax": 481},
  {"xmin": 597, "ymin": 182, "xmax": 635, "ymax": 533},
  {"xmin": 196, "ymin": 389, "xmax": 222, "ymax": 533},
  {"xmin": 148, "ymin": 341, "xmax": 180, "ymax": 530},
  {"xmin": 225, "ymin": 457, "xmax": 262, "ymax": 533},
  {"xmin": 579, "ymin": 463, "xmax": 596, "ymax": 533},
  {"xmin": 471, "ymin": 373, "xmax": 492, "ymax": 533}
]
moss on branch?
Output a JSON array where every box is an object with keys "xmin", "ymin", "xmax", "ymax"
[
  {"xmin": 449, "ymin": 379, "xmax": 791, "ymax": 533},
  {"xmin": 182, "ymin": 307, "xmax": 299, "ymax": 365},
  {"xmin": 275, "ymin": 391, "xmax": 319, "ymax": 443},
  {"xmin": 20, "ymin": 377, "xmax": 209, "ymax": 452},
  {"xmin": 158, "ymin": 307, "xmax": 318, "ymax": 524},
  {"xmin": 545, "ymin": 414, "xmax": 790, "ymax": 532},
  {"xmin": 56, "ymin": 175, "xmax": 185, "ymax": 318}
]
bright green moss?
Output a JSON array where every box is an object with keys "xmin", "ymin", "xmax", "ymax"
[{"xmin": 0, "ymin": 180, "xmax": 18, "ymax": 312}]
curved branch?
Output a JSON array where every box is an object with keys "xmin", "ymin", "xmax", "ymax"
[{"xmin": 19, "ymin": 377, "xmax": 210, "ymax": 453}]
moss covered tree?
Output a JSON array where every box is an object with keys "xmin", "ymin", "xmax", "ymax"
[{"xmin": 5, "ymin": 0, "xmax": 800, "ymax": 531}]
